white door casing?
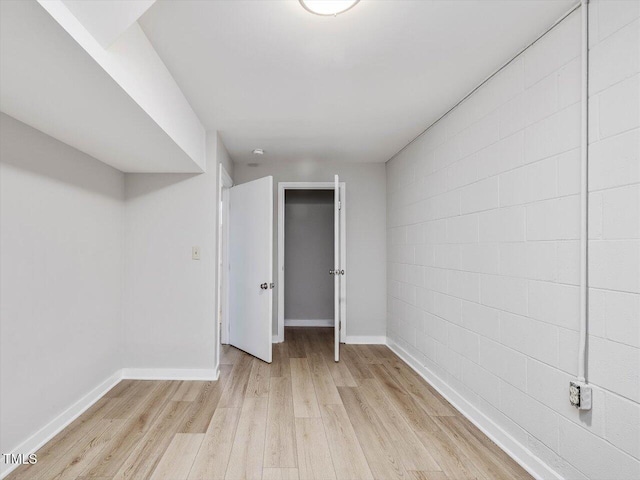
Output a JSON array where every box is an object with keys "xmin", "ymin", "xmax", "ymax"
[
  {"xmin": 334, "ymin": 174, "xmax": 340, "ymax": 362},
  {"xmin": 218, "ymin": 164, "xmax": 232, "ymax": 346},
  {"xmin": 276, "ymin": 181, "xmax": 346, "ymax": 346}
]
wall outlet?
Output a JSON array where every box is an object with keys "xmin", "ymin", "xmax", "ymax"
[
  {"xmin": 192, "ymin": 246, "xmax": 200, "ymax": 260},
  {"xmin": 569, "ymin": 381, "xmax": 592, "ymax": 410}
]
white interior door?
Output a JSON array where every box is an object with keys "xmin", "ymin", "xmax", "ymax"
[
  {"xmin": 334, "ymin": 175, "xmax": 341, "ymax": 362},
  {"xmin": 229, "ymin": 176, "xmax": 273, "ymax": 363}
]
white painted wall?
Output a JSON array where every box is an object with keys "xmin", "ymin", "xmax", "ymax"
[
  {"xmin": 284, "ymin": 190, "xmax": 334, "ymax": 322},
  {"xmin": 0, "ymin": 114, "xmax": 124, "ymax": 456},
  {"xmin": 583, "ymin": 0, "xmax": 640, "ymax": 473},
  {"xmin": 122, "ymin": 131, "xmax": 226, "ymax": 374},
  {"xmin": 234, "ymin": 160, "xmax": 386, "ymax": 338},
  {"xmin": 386, "ymin": 3, "xmax": 639, "ymax": 479}
]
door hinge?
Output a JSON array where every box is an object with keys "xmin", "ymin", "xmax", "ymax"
[
  {"xmin": 339, "ymin": 320, "xmax": 342, "ymax": 330},
  {"xmin": 338, "ymin": 201, "xmax": 342, "ymax": 210}
]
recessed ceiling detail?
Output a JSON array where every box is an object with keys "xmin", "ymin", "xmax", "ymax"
[{"xmin": 0, "ymin": 0, "xmax": 205, "ymax": 173}]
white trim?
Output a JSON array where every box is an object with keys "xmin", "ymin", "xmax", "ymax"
[
  {"xmin": 279, "ymin": 181, "xmax": 337, "ymax": 189},
  {"xmin": 221, "ymin": 166, "xmax": 233, "ymax": 190},
  {"xmin": 222, "ymin": 187, "xmax": 230, "ymax": 344},
  {"xmin": 285, "ymin": 319, "xmax": 334, "ymax": 327},
  {"xmin": 122, "ymin": 368, "xmax": 220, "ymax": 381},
  {"xmin": 277, "ymin": 181, "xmax": 347, "ymax": 345},
  {"xmin": 386, "ymin": 338, "xmax": 564, "ymax": 480},
  {"xmin": 1, "ymin": 365, "xmax": 224, "ymax": 478},
  {"xmin": 334, "ymin": 175, "xmax": 340, "ymax": 361},
  {"xmin": 338, "ymin": 184, "xmax": 346, "ymax": 343},
  {"xmin": 218, "ymin": 164, "xmax": 232, "ymax": 348},
  {"xmin": 345, "ymin": 335, "xmax": 387, "ymax": 344},
  {"xmin": 0, "ymin": 370, "xmax": 122, "ymax": 479},
  {"xmin": 272, "ymin": 335, "xmax": 281, "ymax": 344}
]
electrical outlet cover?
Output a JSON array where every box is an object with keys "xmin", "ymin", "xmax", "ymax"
[{"xmin": 570, "ymin": 381, "xmax": 592, "ymax": 410}]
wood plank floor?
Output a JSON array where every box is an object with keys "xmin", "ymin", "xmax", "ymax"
[{"xmin": 7, "ymin": 328, "xmax": 532, "ymax": 480}]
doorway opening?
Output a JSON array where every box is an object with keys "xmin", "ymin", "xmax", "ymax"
[
  {"xmin": 277, "ymin": 181, "xmax": 346, "ymax": 348},
  {"xmin": 284, "ymin": 189, "xmax": 334, "ymax": 328},
  {"xmin": 220, "ymin": 177, "xmax": 344, "ymax": 365}
]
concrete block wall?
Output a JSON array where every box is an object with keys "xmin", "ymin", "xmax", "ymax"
[{"xmin": 386, "ymin": 2, "xmax": 639, "ymax": 479}]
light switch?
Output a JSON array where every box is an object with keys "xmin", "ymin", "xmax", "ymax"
[{"xmin": 192, "ymin": 246, "xmax": 201, "ymax": 260}]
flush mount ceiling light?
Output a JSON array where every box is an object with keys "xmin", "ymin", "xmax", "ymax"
[
  {"xmin": 299, "ymin": 0, "xmax": 360, "ymax": 16},
  {"xmin": 252, "ymin": 148, "xmax": 265, "ymax": 155}
]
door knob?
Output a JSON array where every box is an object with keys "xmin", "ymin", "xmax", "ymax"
[
  {"xmin": 329, "ymin": 269, "xmax": 335, "ymax": 275},
  {"xmin": 260, "ymin": 283, "xmax": 268, "ymax": 289}
]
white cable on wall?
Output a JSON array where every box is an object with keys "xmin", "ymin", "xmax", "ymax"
[{"xmin": 577, "ymin": 0, "xmax": 589, "ymax": 384}]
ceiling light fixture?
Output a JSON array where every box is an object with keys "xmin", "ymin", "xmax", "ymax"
[
  {"xmin": 252, "ymin": 148, "xmax": 265, "ymax": 155},
  {"xmin": 299, "ymin": 0, "xmax": 360, "ymax": 16}
]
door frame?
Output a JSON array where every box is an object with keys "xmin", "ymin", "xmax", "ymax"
[
  {"xmin": 277, "ymin": 181, "xmax": 346, "ymax": 344},
  {"xmin": 217, "ymin": 164, "xmax": 233, "ymax": 360}
]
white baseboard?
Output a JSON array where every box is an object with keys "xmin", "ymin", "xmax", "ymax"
[
  {"xmin": 122, "ymin": 367, "xmax": 219, "ymax": 381},
  {"xmin": 0, "ymin": 370, "xmax": 122, "ymax": 479},
  {"xmin": 345, "ymin": 335, "xmax": 387, "ymax": 344},
  {"xmin": 272, "ymin": 335, "xmax": 282, "ymax": 343},
  {"xmin": 386, "ymin": 338, "xmax": 563, "ymax": 480},
  {"xmin": 284, "ymin": 319, "xmax": 334, "ymax": 327},
  {"xmin": 1, "ymin": 364, "xmax": 223, "ymax": 479}
]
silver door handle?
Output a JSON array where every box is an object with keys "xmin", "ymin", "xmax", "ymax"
[
  {"xmin": 260, "ymin": 283, "xmax": 268, "ymax": 289},
  {"xmin": 329, "ymin": 269, "xmax": 335, "ymax": 275}
]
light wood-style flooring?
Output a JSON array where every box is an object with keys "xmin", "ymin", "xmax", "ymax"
[{"xmin": 8, "ymin": 327, "xmax": 532, "ymax": 480}]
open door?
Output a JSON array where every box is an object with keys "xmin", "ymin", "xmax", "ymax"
[
  {"xmin": 334, "ymin": 175, "xmax": 341, "ymax": 362},
  {"xmin": 229, "ymin": 176, "xmax": 273, "ymax": 363}
]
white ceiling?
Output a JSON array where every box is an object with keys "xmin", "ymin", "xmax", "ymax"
[{"xmin": 139, "ymin": 0, "xmax": 576, "ymax": 164}]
